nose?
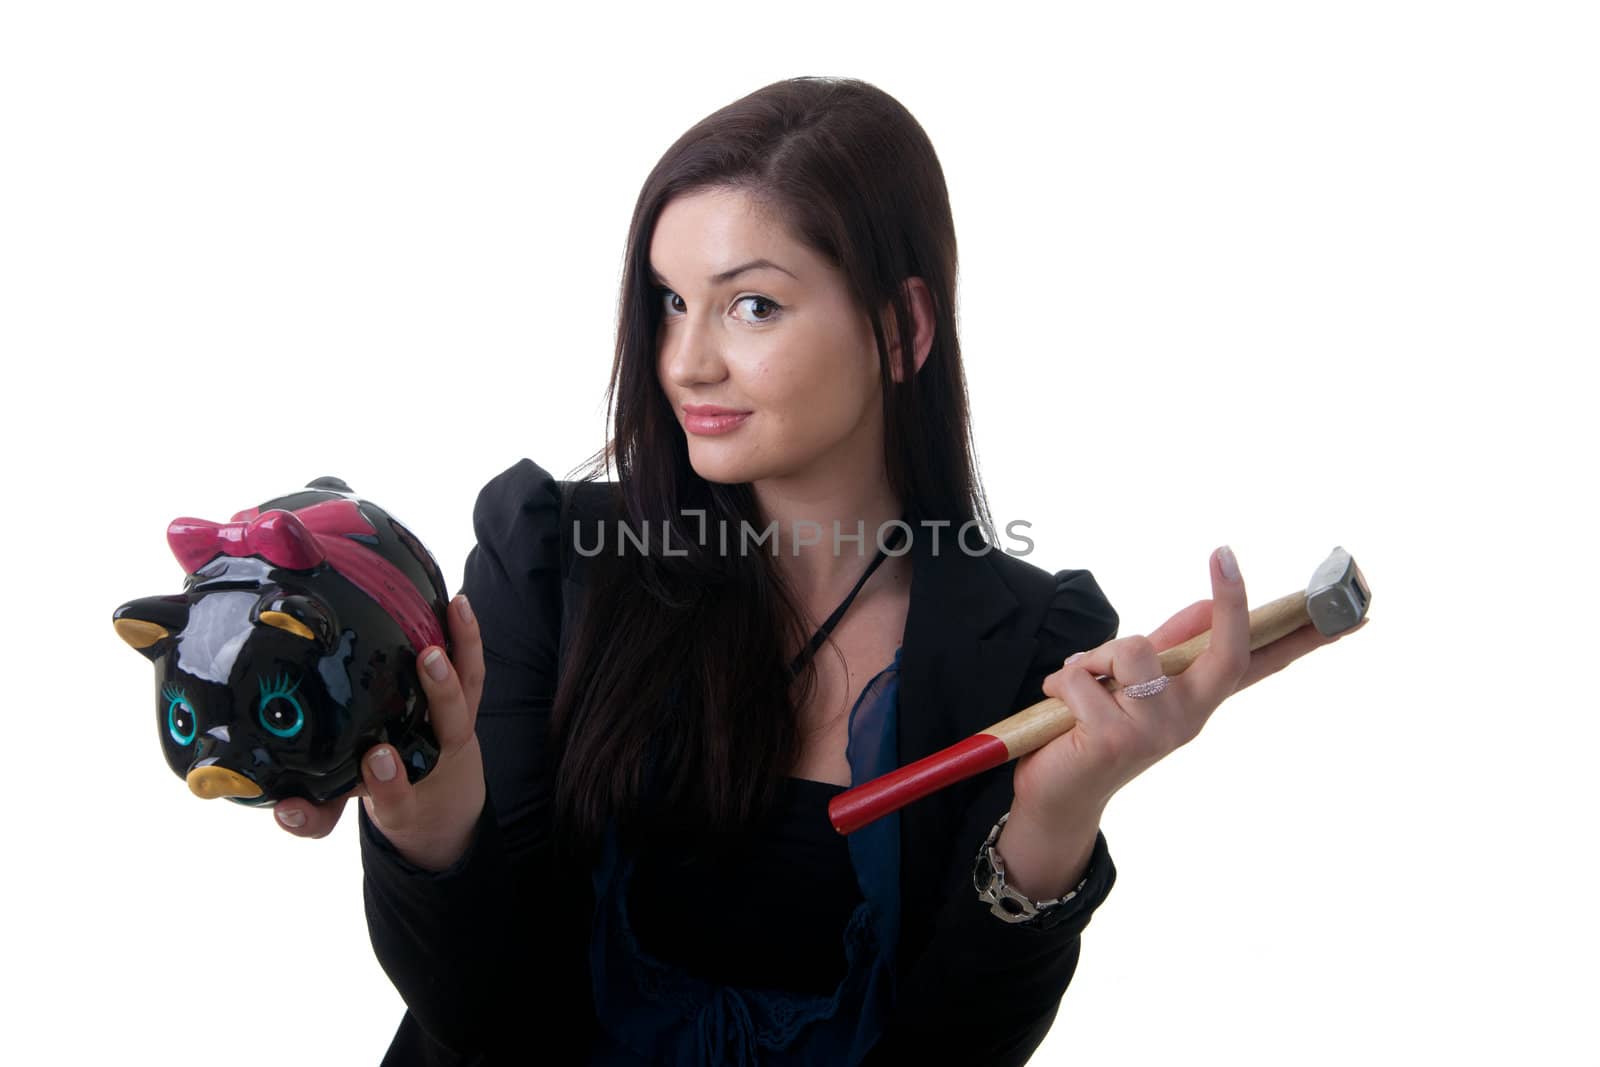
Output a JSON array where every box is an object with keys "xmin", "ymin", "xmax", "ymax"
[
  {"xmin": 658, "ymin": 310, "xmax": 728, "ymax": 390},
  {"xmin": 187, "ymin": 765, "xmax": 263, "ymax": 800}
]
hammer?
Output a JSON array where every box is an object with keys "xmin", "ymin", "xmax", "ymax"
[{"xmin": 827, "ymin": 546, "xmax": 1371, "ymax": 835}]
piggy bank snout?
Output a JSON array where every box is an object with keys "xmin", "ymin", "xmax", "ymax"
[{"xmin": 186, "ymin": 765, "xmax": 263, "ymax": 800}]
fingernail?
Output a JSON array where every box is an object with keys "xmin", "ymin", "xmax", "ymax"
[
  {"xmin": 369, "ymin": 747, "xmax": 397, "ymax": 783},
  {"xmin": 1064, "ymin": 651, "xmax": 1087, "ymax": 667},
  {"xmin": 1218, "ymin": 545, "xmax": 1240, "ymax": 582},
  {"xmin": 276, "ymin": 807, "xmax": 306, "ymax": 828},
  {"xmin": 455, "ymin": 595, "xmax": 473, "ymax": 625},
  {"xmin": 423, "ymin": 648, "xmax": 449, "ymax": 682}
]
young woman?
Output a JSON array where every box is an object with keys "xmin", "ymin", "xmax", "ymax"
[{"xmin": 274, "ymin": 76, "xmax": 1347, "ymax": 1066}]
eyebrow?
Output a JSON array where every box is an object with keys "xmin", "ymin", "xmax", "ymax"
[{"xmin": 648, "ymin": 258, "xmax": 798, "ymax": 287}]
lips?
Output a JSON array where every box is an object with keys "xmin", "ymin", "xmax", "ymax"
[{"xmin": 682, "ymin": 405, "xmax": 752, "ymax": 436}]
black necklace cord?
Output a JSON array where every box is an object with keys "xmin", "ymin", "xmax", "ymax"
[{"xmin": 785, "ymin": 515, "xmax": 911, "ymax": 680}]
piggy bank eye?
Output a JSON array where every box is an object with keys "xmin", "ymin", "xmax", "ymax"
[
  {"xmin": 257, "ymin": 672, "xmax": 305, "ymax": 739},
  {"xmin": 163, "ymin": 685, "xmax": 197, "ymax": 746}
]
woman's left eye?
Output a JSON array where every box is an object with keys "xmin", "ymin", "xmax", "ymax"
[{"xmin": 733, "ymin": 295, "xmax": 781, "ymax": 323}]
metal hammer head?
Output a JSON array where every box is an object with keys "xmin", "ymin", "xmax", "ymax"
[{"xmin": 1306, "ymin": 547, "xmax": 1370, "ymax": 635}]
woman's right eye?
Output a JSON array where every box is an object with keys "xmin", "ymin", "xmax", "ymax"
[{"xmin": 658, "ymin": 287, "xmax": 684, "ymax": 315}]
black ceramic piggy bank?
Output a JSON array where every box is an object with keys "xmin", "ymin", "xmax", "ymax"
[{"xmin": 113, "ymin": 477, "xmax": 445, "ymax": 807}]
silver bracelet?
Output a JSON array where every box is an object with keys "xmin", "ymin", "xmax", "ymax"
[{"xmin": 972, "ymin": 811, "xmax": 1091, "ymax": 924}]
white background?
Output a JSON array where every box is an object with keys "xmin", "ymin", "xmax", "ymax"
[{"xmin": 3, "ymin": 2, "xmax": 1595, "ymax": 1064}]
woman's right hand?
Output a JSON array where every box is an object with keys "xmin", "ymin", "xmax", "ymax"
[{"xmin": 270, "ymin": 594, "xmax": 489, "ymax": 873}]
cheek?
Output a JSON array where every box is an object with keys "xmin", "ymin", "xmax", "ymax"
[
  {"xmin": 774, "ymin": 322, "xmax": 876, "ymax": 396},
  {"xmin": 734, "ymin": 317, "xmax": 879, "ymax": 427},
  {"xmin": 828, "ymin": 321, "xmax": 882, "ymax": 410},
  {"xmin": 749, "ymin": 357, "xmax": 830, "ymax": 424},
  {"xmin": 653, "ymin": 342, "xmax": 670, "ymax": 391}
]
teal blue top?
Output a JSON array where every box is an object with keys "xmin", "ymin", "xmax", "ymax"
[{"xmin": 586, "ymin": 645, "xmax": 904, "ymax": 1066}]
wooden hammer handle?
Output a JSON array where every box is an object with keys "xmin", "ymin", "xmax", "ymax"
[{"xmin": 827, "ymin": 589, "xmax": 1312, "ymax": 835}]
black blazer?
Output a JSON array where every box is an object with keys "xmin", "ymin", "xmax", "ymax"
[{"xmin": 359, "ymin": 459, "xmax": 1121, "ymax": 1066}]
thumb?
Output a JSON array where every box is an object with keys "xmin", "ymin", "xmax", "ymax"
[{"xmin": 359, "ymin": 743, "xmax": 417, "ymax": 831}]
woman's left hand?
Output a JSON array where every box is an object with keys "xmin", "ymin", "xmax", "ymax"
[{"xmin": 1013, "ymin": 545, "xmax": 1364, "ymax": 825}]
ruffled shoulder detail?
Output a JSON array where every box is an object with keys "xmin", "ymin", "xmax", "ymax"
[
  {"xmin": 470, "ymin": 458, "xmax": 563, "ymax": 575},
  {"xmin": 1039, "ymin": 567, "xmax": 1120, "ymax": 660},
  {"xmin": 461, "ymin": 459, "xmax": 566, "ymax": 668}
]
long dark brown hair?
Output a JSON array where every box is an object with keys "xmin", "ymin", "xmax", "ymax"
[{"xmin": 550, "ymin": 76, "xmax": 993, "ymax": 861}]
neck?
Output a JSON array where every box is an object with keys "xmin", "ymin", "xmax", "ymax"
[{"xmin": 752, "ymin": 464, "xmax": 904, "ymax": 605}]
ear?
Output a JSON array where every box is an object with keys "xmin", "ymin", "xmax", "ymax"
[
  {"xmin": 112, "ymin": 595, "xmax": 189, "ymax": 660},
  {"xmin": 884, "ymin": 277, "xmax": 936, "ymax": 383},
  {"xmin": 253, "ymin": 593, "xmax": 337, "ymax": 649}
]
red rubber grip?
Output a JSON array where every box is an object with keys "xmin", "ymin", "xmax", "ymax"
[{"xmin": 828, "ymin": 732, "xmax": 1011, "ymax": 834}]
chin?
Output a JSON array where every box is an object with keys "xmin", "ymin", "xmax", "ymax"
[
  {"xmin": 686, "ymin": 451, "xmax": 760, "ymax": 485},
  {"xmin": 685, "ymin": 440, "xmax": 784, "ymax": 486}
]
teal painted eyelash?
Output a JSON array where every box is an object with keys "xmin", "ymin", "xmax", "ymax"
[{"xmin": 258, "ymin": 672, "xmax": 299, "ymax": 700}]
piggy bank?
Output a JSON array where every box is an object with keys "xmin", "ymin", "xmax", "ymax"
[{"xmin": 113, "ymin": 477, "xmax": 446, "ymax": 807}]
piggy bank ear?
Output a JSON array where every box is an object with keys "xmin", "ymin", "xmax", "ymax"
[
  {"xmin": 254, "ymin": 593, "xmax": 336, "ymax": 649},
  {"xmin": 112, "ymin": 596, "xmax": 189, "ymax": 661}
]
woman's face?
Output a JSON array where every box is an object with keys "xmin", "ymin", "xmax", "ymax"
[{"xmin": 651, "ymin": 187, "xmax": 883, "ymax": 491}]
